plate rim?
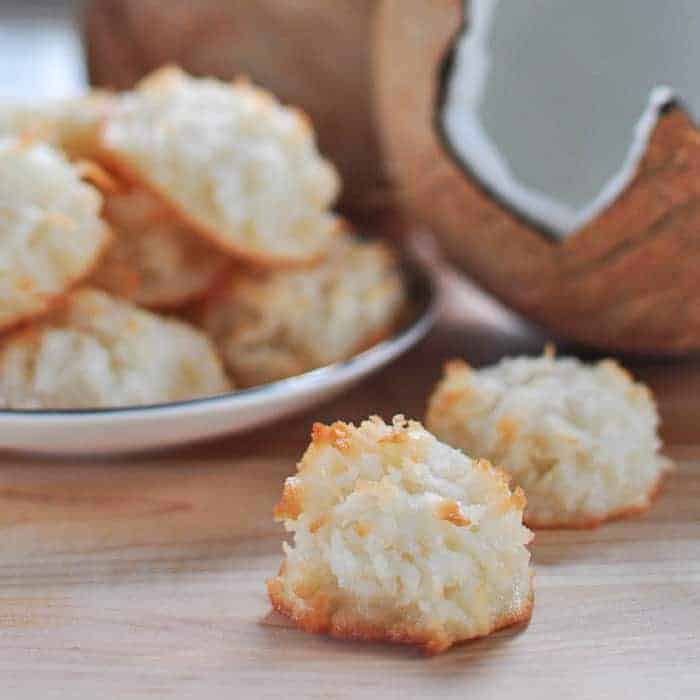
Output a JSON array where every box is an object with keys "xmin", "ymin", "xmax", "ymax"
[{"xmin": 0, "ymin": 260, "xmax": 439, "ymax": 421}]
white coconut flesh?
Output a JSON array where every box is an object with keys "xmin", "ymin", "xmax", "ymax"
[{"xmin": 441, "ymin": 0, "xmax": 700, "ymax": 238}]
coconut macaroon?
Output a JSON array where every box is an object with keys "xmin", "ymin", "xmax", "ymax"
[
  {"xmin": 426, "ymin": 351, "xmax": 673, "ymax": 528},
  {"xmin": 0, "ymin": 92, "xmax": 113, "ymax": 161},
  {"xmin": 100, "ymin": 66, "xmax": 340, "ymax": 266},
  {"xmin": 268, "ymin": 415, "xmax": 534, "ymax": 654},
  {"xmin": 0, "ymin": 288, "xmax": 230, "ymax": 410},
  {"xmin": 197, "ymin": 232, "xmax": 406, "ymax": 387},
  {"xmin": 92, "ymin": 187, "xmax": 229, "ymax": 308},
  {"xmin": 0, "ymin": 137, "xmax": 111, "ymax": 331}
]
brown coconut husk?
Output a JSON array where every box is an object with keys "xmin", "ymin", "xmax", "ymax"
[{"xmin": 374, "ymin": 0, "xmax": 700, "ymax": 354}]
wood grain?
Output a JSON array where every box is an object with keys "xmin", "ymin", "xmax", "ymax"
[{"xmin": 0, "ymin": 270, "xmax": 698, "ymax": 698}]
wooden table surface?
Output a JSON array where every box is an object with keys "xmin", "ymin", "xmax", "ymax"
[{"xmin": 1, "ymin": 265, "xmax": 698, "ymax": 699}]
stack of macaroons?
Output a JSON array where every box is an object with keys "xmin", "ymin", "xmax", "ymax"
[
  {"xmin": 195, "ymin": 229, "xmax": 406, "ymax": 387},
  {"xmin": 0, "ymin": 67, "xmax": 406, "ymax": 409}
]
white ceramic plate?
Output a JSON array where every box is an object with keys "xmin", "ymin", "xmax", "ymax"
[
  {"xmin": 0, "ymin": 11, "xmax": 438, "ymax": 455},
  {"xmin": 0, "ymin": 262, "xmax": 438, "ymax": 455}
]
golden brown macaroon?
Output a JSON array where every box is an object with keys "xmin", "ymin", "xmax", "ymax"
[
  {"xmin": 0, "ymin": 288, "xmax": 230, "ymax": 409},
  {"xmin": 0, "ymin": 137, "xmax": 111, "ymax": 332},
  {"xmin": 100, "ymin": 66, "xmax": 340, "ymax": 267},
  {"xmin": 268, "ymin": 415, "xmax": 534, "ymax": 654},
  {"xmin": 195, "ymin": 231, "xmax": 406, "ymax": 387},
  {"xmin": 92, "ymin": 187, "xmax": 230, "ymax": 309},
  {"xmin": 426, "ymin": 351, "xmax": 673, "ymax": 528}
]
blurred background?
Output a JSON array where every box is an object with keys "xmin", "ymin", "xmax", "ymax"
[{"xmin": 0, "ymin": 0, "xmax": 87, "ymax": 99}]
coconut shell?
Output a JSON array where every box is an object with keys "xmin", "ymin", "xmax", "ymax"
[
  {"xmin": 375, "ymin": 0, "xmax": 700, "ymax": 354},
  {"xmin": 84, "ymin": 0, "xmax": 388, "ymax": 222}
]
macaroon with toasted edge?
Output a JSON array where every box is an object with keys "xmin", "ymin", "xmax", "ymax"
[
  {"xmin": 0, "ymin": 288, "xmax": 230, "ymax": 410},
  {"xmin": 195, "ymin": 229, "xmax": 406, "ymax": 387},
  {"xmin": 268, "ymin": 415, "xmax": 534, "ymax": 654},
  {"xmin": 0, "ymin": 137, "xmax": 112, "ymax": 332},
  {"xmin": 92, "ymin": 187, "xmax": 230, "ymax": 309},
  {"xmin": 0, "ymin": 92, "xmax": 114, "ymax": 161},
  {"xmin": 426, "ymin": 349, "xmax": 673, "ymax": 528},
  {"xmin": 85, "ymin": 0, "xmax": 385, "ymax": 222},
  {"xmin": 99, "ymin": 66, "xmax": 341, "ymax": 268}
]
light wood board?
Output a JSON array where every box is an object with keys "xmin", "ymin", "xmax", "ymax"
[{"xmin": 1, "ymin": 271, "xmax": 698, "ymax": 699}]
